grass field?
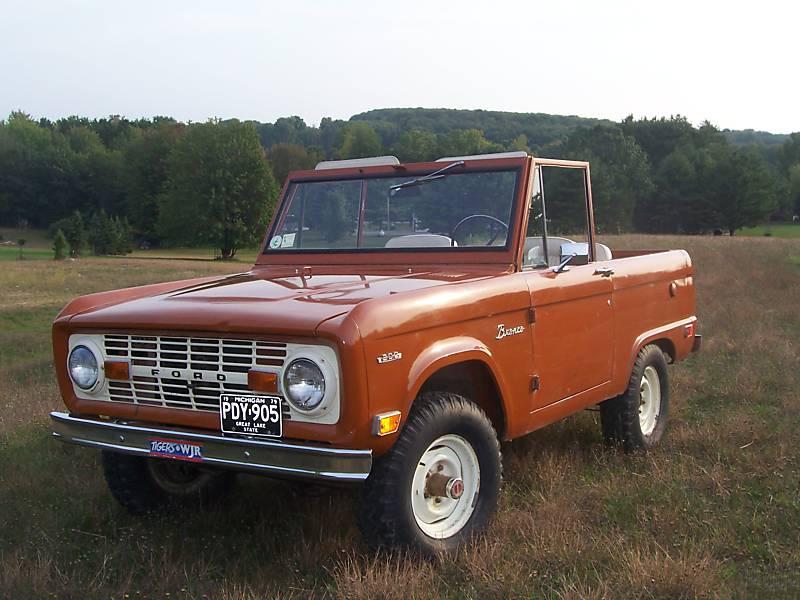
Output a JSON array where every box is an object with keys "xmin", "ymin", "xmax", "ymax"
[
  {"xmin": 127, "ymin": 247, "xmax": 262, "ymax": 263},
  {"xmin": 739, "ymin": 222, "xmax": 800, "ymax": 238},
  {"xmin": 0, "ymin": 246, "xmax": 53, "ymax": 261},
  {"xmin": 0, "ymin": 226, "xmax": 263, "ymax": 263},
  {"xmin": 1, "ymin": 236, "xmax": 799, "ymax": 598},
  {"xmin": 0, "ymin": 227, "xmax": 54, "ymax": 261}
]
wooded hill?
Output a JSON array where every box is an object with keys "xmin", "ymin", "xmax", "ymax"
[
  {"xmin": 350, "ymin": 108, "xmax": 613, "ymax": 150},
  {"xmin": 1, "ymin": 107, "xmax": 798, "ymax": 258},
  {"xmin": 350, "ymin": 108, "xmax": 790, "ymax": 152}
]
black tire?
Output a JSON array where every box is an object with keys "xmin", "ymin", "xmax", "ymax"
[
  {"xmin": 101, "ymin": 451, "xmax": 236, "ymax": 515},
  {"xmin": 600, "ymin": 344, "xmax": 670, "ymax": 452},
  {"xmin": 357, "ymin": 391, "xmax": 502, "ymax": 555}
]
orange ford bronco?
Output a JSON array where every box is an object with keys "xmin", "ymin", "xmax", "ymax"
[{"xmin": 51, "ymin": 152, "xmax": 700, "ymax": 554}]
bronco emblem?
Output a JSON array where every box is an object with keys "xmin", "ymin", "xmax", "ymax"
[{"xmin": 496, "ymin": 324, "xmax": 525, "ymax": 340}]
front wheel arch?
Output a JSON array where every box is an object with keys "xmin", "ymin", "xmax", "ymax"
[{"xmin": 417, "ymin": 359, "xmax": 507, "ymax": 439}]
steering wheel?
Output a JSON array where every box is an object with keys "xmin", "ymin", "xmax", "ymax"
[{"xmin": 449, "ymin": 214, "xmax": 509, "ymax": 246}]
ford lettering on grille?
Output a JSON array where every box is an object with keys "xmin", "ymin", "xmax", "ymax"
[
  {"xmin": 149, "ymin": 369, "xmax": 228, "ymax": 381},
  {"xmin": 102, "ymin": 334, "xmax": 290, "ymax": 415}
]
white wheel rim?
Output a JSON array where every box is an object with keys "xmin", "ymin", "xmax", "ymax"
[
  {"xmin": 411, "ymin": 434, "xmax": 480, "ymax": 539},
  {"xmin": 639, "ymin": 365, "xmax": 661, "ymax": 436}
]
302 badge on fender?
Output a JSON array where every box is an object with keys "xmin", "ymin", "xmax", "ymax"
[{"xmin": 376, "ymin": 351, "xmax": 402, "ymax": 364}]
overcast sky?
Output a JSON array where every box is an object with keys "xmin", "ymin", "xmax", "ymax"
[{"xmin": 1, "ymin": 0, "xmax": 797, "ymax": 133}]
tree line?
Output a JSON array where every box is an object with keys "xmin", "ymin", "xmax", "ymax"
[{"xmin": 0, "ymin": 109, "xmax": 798, "ymax": 258}]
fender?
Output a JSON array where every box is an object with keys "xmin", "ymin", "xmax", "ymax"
[{"xmin": 405, "ymin": 336, "xmax": 515, "ymax": 436}]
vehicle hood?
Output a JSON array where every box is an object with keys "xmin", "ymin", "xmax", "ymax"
[{"xmin": 67, "ymin": 267, "xmax": 503, "ymax": 336}]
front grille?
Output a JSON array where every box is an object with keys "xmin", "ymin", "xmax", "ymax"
[{"xmin": 102, "ymin": 334, "xmax": 290, "ymax": 414}]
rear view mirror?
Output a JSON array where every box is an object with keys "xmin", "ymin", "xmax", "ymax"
[{"xmin": 560, "ymin": 242, "xmax": 589, "ymax": 266}]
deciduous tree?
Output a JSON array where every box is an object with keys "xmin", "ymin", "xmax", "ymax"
[
  {"xmin": 267, "ymin": 143, "xmax": 318, "ymax": 185},
  {"xmin": 336, "ymin": 122, "xmax": 383, "ymax": 159},
  {"xmin": 392, "ymin": 129, "xmax": 438, "ymax": 162},
  {"xmin": 557, "ymin": 125, "xmax": 653, "ymax": 233},
  {"xmin": 713, "ymin": 148, "xmax": 778, "ymax": 235},
  {"xmin": 122, "ymin": 120, "xmax": 183, "ymax": 243},
  {"xmin": 157, "ymin": 120, "xmax": 278, "ymax": 259}
]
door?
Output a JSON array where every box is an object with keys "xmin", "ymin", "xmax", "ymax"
[
  {"xmin": 525, "ymin": 266, "xmax": 614, "ymax": 410},
  {"xmin": 521, "ymin": 162, "xmax": 614, "ymax": 411}
]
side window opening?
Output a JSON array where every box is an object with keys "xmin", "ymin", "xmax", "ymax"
[{"xmin": 524, "ymin": 165, "xmax": 592, "ymax": 269}]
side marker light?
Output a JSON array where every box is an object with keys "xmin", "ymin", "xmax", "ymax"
[{"xmin": 372, "ymin": 411, "xmax": 402, "ymax": 436}]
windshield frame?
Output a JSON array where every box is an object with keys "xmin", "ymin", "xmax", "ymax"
[{"xmin": 256, "ymin": 156, "xmax": 531, "ymax": 267}]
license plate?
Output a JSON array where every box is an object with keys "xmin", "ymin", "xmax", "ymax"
[
  {"xmin": 148, "ymin": 438, "xmax": 203, "ymax": 462},
  {"xmin": 219, "ymin": 394, "xmax": 282, "ymax": 438}
]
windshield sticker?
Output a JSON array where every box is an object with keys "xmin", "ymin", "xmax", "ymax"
[
  {"xmin": 269, "ymin": 235, "xmax": 283, "ymax": 249},
  {"xmin": 281, "ymin": 233, "xmax": 296, "ymax": 248}
]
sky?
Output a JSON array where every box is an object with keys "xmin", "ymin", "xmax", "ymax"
[{"xmin": 1, "ymin": 0, "xmax": 798, "ymax": 133}]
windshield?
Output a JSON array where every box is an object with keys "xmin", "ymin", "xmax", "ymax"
[{"xmin": 264, "ymin": 168, "xmax": 519, "ymax": 252}]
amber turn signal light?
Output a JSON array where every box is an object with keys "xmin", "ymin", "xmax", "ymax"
[
  {"xmin": 372, "ymin": 411, "xmax": 402, "ymax": 436},
  {"xmin": 248, "ymin": 370, "xmax": 278, "ymax": 393},
  {"xmin": 103, "ymin": 361, "xmax": 130, "ymax": 380}
]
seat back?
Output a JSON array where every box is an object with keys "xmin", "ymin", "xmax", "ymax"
[
  {"xmin": 385, "ymin": 234, "xmax": 455, "ymax": 248},
  {"xmin": 525, "ymin": 236, "xmax": 575, "ymax": 267},
  {"xmin": 594, "ymin": 242, "xmax": 613, "ymax": 261}
]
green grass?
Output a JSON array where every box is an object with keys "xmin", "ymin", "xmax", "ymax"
[
  {"xmin": 0, "ymin": 226, "xmax": 52, "ymax": 248},
  {"xmin": 739, "ymin": 222, "xmax": 800, "ymax": 238},
  {"xmin": 0, "ymin": 227, "xmax": 264, "ymax": 263},
  {"xmin": 0, "ymin": 246, "xmax": 54, "ymax": 261},
  {"xmin": 1, "ymin": 237, "xmax": 799, "ymax": 598},
  {"xmin": 128, "ymin": 246, "xmax": 262, "ymax": 263}
]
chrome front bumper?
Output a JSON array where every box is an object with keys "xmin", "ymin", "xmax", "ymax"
[{"xmin": 50, "ymin": 412, "xmax": 372, "ymax": 483}]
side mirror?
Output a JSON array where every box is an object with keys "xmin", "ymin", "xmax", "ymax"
[{"xmin": 560, "ymin": 242, "xmax": 589, "ymax": 266}]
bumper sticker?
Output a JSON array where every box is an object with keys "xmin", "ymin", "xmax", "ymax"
[{"xmin": 148, "ymin": 438, "xmax": 203, "ymax": 462}]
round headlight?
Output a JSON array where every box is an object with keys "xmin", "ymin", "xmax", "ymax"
[
  {"xmin": 68, "ymin": 345, "xmax": 99, "ymax": 390},
  {"xmin": 283, "ymin": 358, "xmax": 326, "ymax": 411}
]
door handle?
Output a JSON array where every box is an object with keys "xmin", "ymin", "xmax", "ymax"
[{"xmin": 593, "ymin": 267, "xmax": 614, "ymax": 277}]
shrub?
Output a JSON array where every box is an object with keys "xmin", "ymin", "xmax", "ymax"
[
  {"xmin": 65, "ymin": 211, "xmax": 87, "ymax": 257},
  {"xmin": 53, "ymin": 229, "xmax": 67, "ymax": 260}
]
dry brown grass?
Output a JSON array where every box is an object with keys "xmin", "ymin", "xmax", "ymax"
[{"xmin": 1, "ymin": 237, "xmax": 799, "ymax": 599}]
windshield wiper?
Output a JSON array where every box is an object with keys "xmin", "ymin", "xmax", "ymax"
[{"xmin": 388, "ymin": 160, "xmax": 465, "ymax": 196}]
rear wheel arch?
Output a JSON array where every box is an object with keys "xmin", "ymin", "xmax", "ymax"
[
  {"xmin": 650, "ymin": 338, "xmax": 676, "ymax": 363},
  {"xmin": 627, "ymin": 331, "xmax": 678, "ymax": 379}
]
